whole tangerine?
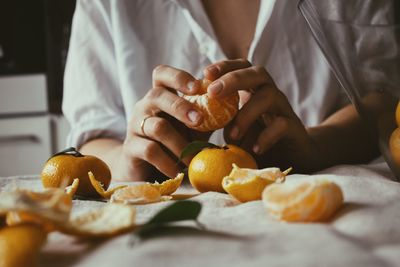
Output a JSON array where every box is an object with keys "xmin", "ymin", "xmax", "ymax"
[
  {"xmin": 41, "ymin": 147, "xmax": 111, "ymax": 197},
  {"xmin": 188, "ymin": 144, "xmax": 257, "ymax": 193},
  {"xmin": 389, "ymin": 127, "xmax": 400, "ymax": 167}
]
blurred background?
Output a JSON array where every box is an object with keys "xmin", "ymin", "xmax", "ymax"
[{"xmin": 0, "ymin": 0, "xmax": 76, "ymax": 176}]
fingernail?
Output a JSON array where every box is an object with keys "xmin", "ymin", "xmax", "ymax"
[
  {"xmin": 230, "ymin": 126, "xmax": 240, "ymax": 140},
  {"xmin": 207, "ymin": 66, "xmax": 219, "ymax": 76},
  {"xmin": 208, "ymin": 81, "xmax": 223, "ymax": 95},
  {"xmin": 253, "ymin": 144, "xmax": 261, "ymax": 154},
  {"xmin": 188, "ymin": 110, "xmax": 201, "ymax": 123}
]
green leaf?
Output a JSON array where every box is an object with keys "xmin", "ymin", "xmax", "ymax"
[
  {"xmin": 147, "ymin": 200, "xmax": 202, "ymax": 225},
  {"xmin": 129, "ymin": 200, "xmax": 203, "ymax": 246},
  {"xmin": 179, "ymin": 141, "xmax": 219, "ymax": 161}
]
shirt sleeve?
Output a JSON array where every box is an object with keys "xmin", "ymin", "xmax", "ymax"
[{"xmin": 62, "ymin": 0, "xmax": 126, "ymax": 149}]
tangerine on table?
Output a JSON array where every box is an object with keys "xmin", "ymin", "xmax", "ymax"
[
  {"xmin": 262, "ymin": 179, "xmax": 343, "ymax": 222},
  {"xmin": 41, "ymin": 147, "xmax": 111, "ymax": 197},
  {"xmin": 389, "ymin": 127, "xmax": 400, "ymax": 167},
  {"xmin": 395, "ymin": 101, "xmax": 400, "ymax": 126},
  {"xmin": 0, "ymin": 224, "xmax": 47, "ymax": 267},
  {"xmin": 188, "ymin": 144, "xmax": 257, "ymax": 193},
  {"xmin": 183, "ymin": 79, "xmax": 239, "ymax": 132}
]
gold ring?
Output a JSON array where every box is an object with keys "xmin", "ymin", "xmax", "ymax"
[{"xmin": 140, "ymin": 116, "xmax": 152, "ymax": 137}]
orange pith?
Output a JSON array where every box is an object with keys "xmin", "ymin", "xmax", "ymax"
[
  {"xmin": 183, "ymin": 79, "xmax": 239, "ymax": 132},
  {"xmin": 188, "ymin": 144, "xmax": 257, "ymax": 193}
]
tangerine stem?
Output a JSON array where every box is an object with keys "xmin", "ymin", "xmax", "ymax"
[{"xmin": 283, "ymin": 167, "xmax": 293, "ymax": 176}]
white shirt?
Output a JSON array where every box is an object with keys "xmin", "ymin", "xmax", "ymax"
[{"xmin": 63, "ymin": 0, "xmax": 346, "ymax": 149}]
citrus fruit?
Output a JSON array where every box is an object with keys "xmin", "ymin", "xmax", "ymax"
[
  {"xmin": 88, "ymin": 172, "xmax": 127, "ymax": 199},
  {"xmin": 41, "ymin": 147, "xmax": 111, "ymax": 197},
  {"xmin": 149, "ymin": 173, "xmax": 184, "ymax": 195},
  {"xmin": 110, "ymin": 184, "xmax": 162, "ymax": 204},
  {"xmin": 262, "ymin": 179, "xmax": 343, "ymax": 222},
  {"xmin": 0, "ymin": 224, "xmax": 47, "ymax": 267},
  {"xmin": 396, "ymin": 101, "xmax": 400, "ymax": 126},
  {"xmin": 222, "ymin": 164, "xmax": 290, "ymax": 202},
  {"xmin": 183, "ymin": 79, "xmax": 239, "ymax": 132},
  {"xmin": 389, "ymin": 127, "xmax": 400, "ymax": 167},
  {"xmin": 188, "ymin": 144, "xmax": 257, "ymax": 193}
]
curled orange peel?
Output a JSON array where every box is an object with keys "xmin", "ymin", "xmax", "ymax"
[{"xmin": 88, "ymin": 172, "xmax": 127, "ymax": 199}]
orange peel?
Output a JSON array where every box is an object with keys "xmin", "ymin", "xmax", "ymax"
[
  {"xmin": 88, "ymin": 171, "xmax": 127, "ymax": 199},
  {"xmin": 58, "ymin": 204, "xmax": 136, "ymax": 238},
  {"xmin": 262, "ymin": 179, "xmax": 344, "ymax": 222},
  {"xmin": 110, "ymin": 184, "xmax": 162, "ymax": 205},
  {"xmin": 65, "ymin": 178, "xmax": 80, "ymax": 197},
  {"xmin": 222, "ymin": 164, "xmax": 290, "ymax": 202},
  {"xmin": 149, "ymin": 173, "xmax": 184, "ymax": 196}
]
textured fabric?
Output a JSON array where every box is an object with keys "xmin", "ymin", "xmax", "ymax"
[
  {"xmin": 1, "ymin": 161, "xmax": 400, "ymax": 267},
  {"xmin": 63, "ymin": 0, "xmax": 347, "ymax": 149}
]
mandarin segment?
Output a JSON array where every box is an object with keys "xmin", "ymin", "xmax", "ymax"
[
  {"xmin": 189, "ymin": 145, "xmax": 257, "ymax": 193},
  {"xmin": 183, "ymin": 79, "xmax": 239, "ymax": 132},
  {"xmin": 262, "ymin": 179, "xmax": 343, "ymax": 222}
]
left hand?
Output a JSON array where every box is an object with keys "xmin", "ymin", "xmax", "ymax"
[{"xmin": 203, "ymin": 59, "xmax": 319, "ymax": 172}]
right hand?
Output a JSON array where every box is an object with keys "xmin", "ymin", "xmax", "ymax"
[{"xmin": 120, "ymin": 65, "xmax": 205, "ymax": 181}]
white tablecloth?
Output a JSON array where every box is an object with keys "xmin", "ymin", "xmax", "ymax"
[{"xmin": 1, "ymin": 159, "xmax": 400, "ymax": 267}]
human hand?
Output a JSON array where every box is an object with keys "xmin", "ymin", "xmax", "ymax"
[
  {"xmin": 204, "ymin": 59, "xmax": 318, "ymax": 172},
  {"xmin": 121, "ymin": 65, "xmax": 207, "ymax": 180}
]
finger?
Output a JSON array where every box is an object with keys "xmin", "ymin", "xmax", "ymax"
[
  {"xmin": 131, "ymin": 137, "xmax": 181, "ymax": 178},
  {"xmin": 144, "ymin": 87, "xmax": 203, "ymax": 127},
  {"xmin": 229, "ymin": 86, "xmax": 276, "ymax": 140},
  {"xmin": 142, "ymin": 117, "xmax": 191, "ymax": 166},
  {"xmin": 203, "ymin": 59, "xmax": 252, "ymax": 81},
  {"xmin": 207, "ymin": 65, "xmax": 272, "ymax": 98},
  {"xmin": 153, "ymin": 65, "xmax": 201, "ymax": 95},
  {"xmin": 253, "ymin": 116, "xmax": 289, "ymax": 155}
]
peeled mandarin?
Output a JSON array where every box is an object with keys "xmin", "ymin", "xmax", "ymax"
[
  {"xmin": 262, "ymin": 179, "xmax": 343, "ymax": 222},
  {"xmin": 183, "ymin": 79, "xmax": 239, "ymax": 132}
]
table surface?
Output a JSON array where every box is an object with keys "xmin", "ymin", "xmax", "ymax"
[{"xmin": 1, "ymin": 161, "xmax": 400, "ymax": 267}]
